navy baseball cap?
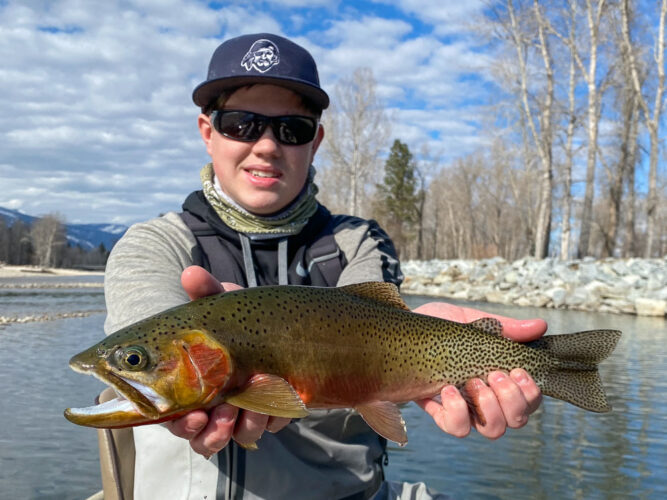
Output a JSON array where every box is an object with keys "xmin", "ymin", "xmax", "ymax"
[{"xmin": 192, "ymin": 33, "xmax": 329, "ymax": 110}]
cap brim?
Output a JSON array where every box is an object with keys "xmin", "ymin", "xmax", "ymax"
[{"xmin": 192, "ymin": 76, "xmax": 329, "ymax": 110}]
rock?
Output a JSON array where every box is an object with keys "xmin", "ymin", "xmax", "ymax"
[
  {"xmin": 498, "ymin": 281, "xmax": 513, "ymax": 291},
  {"xmin": 530, "ymin": 294, "xmax": 551, "ymax": 308},
  {"xmin": 544, "ymin": 287, "xmax": 568, "ymax": 308},
  {"xmin": 503, "ymin": 271, "xmax": 521, "ymax": 284},
  {"xmin": 634, "ymin": 298, "xmax": 667, "ymax": 317},
  {"xmin": 400, "ymin": 257, "xmax": 664, "ymax": 317},
  {"xmin": 603, "ymin": 298, "xmax": 636, "ymax": 315},
  {"xmin": 564, "ymin": 289, "xmax": 589, "ymax": 307},
  {"xmin": 514, "ymin": 296, "xmax": 534, "ymax": 307},
  {"xmin": 610, "ymin": 260, "xmax": 630, "ymax": 276},
  {"xmin": 646, "ymin": 274, "xmax": 666, "ymax": 291},
  {"xmin": 622, "ymin": 274, "xmax": 643, "ymax": 288},
  {"xmin": 485, "ymin": 290, "xmax": 511, "ymax": 305},
  {"xmin": 584, "ymin": 280, "xmax": 610, "ymax": 295}
]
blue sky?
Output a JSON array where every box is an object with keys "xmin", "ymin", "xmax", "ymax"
[
  {"xmin": 0, "ymin": 0, "xmax": 497, "ymax": 224},
  {"xmin": 4, "ymin": 0, "xmax": 660, "ymax": 226}
]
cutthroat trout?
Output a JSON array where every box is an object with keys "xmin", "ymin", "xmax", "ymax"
[{"xmin": 65, "ymin": 282, "xmax": 621, "ymax": 446}]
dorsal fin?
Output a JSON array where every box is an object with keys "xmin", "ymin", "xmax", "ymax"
[{"xmin": 338, "ymin": 282, "xmax": 410, "ymax": 310}]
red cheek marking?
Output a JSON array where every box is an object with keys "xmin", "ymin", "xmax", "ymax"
[{"xmin": 187, "ymin": 343, "xmax": 230, "ymax": 388}]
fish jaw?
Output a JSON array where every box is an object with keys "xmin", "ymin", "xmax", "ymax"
[
  {"xmin": 64, "ymin": 356, "xmax": 171, "ymax": 428},
  {"xmin": 64, "ymin": 329, "xmax": 234, "ymax": 429}
]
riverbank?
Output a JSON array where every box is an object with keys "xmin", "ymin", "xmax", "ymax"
[
  {"xmin": 402, "ymin": 257, "xmax": 667, "ymax": 317},
  {"xmin": 0, "ymin": 265, "xmax": 104, "ymax": 279}
]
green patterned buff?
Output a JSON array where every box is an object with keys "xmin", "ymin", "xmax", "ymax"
[{"xmin": 200, "ymin": 163, "xmax": 319, "ymax": 237}]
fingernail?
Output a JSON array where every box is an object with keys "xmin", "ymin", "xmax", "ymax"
[
  {"xmin": 215, "ymin": 406, "xmax": 237, "ymax": 423},
  {"xmin": 185, "ymin": 422, "xmax": 206, "ymax": 434},
  {"xmin": 490, "ymin": 371, "xmax": 507, "ymax": 384},
  {"xmin": 442, "ymin": 385, "xmax": 459, "ymax": 398},
  {"xmin": 472, "ymin": 378, "xmax": 486, "ymax": 390},
  {"xmin": 511, "ymin": 369, "xmax": 529, "ymax": 385}
]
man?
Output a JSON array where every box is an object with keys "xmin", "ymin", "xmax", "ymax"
[{"xmin": 104, "ymin": 33, "xmax": 544, "ymax": 499}]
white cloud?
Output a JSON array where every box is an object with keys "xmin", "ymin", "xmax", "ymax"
[
  {"xmin": 0, "ymin": 0, "xmax": 496, "ymax": 224},
  {"xmin": 372, "ymin": 0, "xmax": 486, "ymax": 35}
]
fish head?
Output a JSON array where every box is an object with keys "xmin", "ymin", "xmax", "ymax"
[{"xmin": 65, "ymin": 320, "xmax": 233, "ymax": 428}]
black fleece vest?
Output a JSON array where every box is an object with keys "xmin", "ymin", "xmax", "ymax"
[{"xmin": 180, "ymin": 191, "xmax": 345, "ymax": 287}]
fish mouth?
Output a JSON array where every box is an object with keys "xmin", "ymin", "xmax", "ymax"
[{"xmin": 64, "ymin": 365, "xmax": 171, "ymax": 428}]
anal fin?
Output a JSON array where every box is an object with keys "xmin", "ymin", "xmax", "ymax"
[
  {"xmin": 224, "ymin": 374, "xmax": 309, "ymax": 418},
  {"xmin": 235, "ymin": 439, "xmax": 259, "ymax": 451},
  {"xmin": 356, "ymin": 401, "xmax": 408, "ymax": 446}
]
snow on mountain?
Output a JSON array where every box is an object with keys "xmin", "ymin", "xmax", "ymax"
[{"xmin": 0, "ymin": 206, "xmax": 128, "ymax": 251}]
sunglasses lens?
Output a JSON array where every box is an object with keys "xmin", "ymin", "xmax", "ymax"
[
  {"xmin": 215, "ymin": 111, "xmax": 265, "ymax": 141},
  {"xmin": 214, "ymin": 111, "xmax": 317, "ymax": 145},
  {"xmin": 274, "ymin": 117, "xmax": 317, "ymax": 145}
]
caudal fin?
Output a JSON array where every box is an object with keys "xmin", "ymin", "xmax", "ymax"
[{"xmin": 537, "ymin": 329, "xmax": 621, "ymax": 413}]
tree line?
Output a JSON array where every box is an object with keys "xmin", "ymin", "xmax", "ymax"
[
  {"xmin": 319, "ymin": 0, "xmax": 666, "ymax": 260},
  {"xmin": 0, "ymin": 215, "xmax": 109, "ymax": 269}
]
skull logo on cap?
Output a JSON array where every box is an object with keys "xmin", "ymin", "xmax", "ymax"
[{"xmin": 241, "ymin": 39, "xmax": 280, "ymax": 73}]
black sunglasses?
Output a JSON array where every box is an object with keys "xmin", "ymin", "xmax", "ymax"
[{"xmin": 210, "ymin": 110, "xmax": 318, "ymax": 146}]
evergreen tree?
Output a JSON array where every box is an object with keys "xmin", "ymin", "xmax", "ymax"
[{"xmin": 375, "ymin": 139, "xmax": 420, "ymax": 257}]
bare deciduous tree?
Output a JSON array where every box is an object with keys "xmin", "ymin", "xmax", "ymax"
[
  {"xmin": 574, "ymin": 0, "xmax": 607, "ymax": 258},
  {"xmin": 559, "ymin": 0, "xmax": 580, "ymax": 260},
  {"xmin": 320, "ymin": 68, "xmax": 391, "ymax": 217},
  {"xmin": 505, "ymin": 0, "xmax": 556, "ymax": 258},
  {"xmin": 30, "ymin": 214, "xmax": 66, "ymax": 268},
  {"xmin": 620, "ymin": 0, "xmax": 666, "ymax": 257}
]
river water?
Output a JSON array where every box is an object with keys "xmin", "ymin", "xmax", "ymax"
[{"xmin": 0, "ymin": 278, "xmax": 664, "ymax": 499}]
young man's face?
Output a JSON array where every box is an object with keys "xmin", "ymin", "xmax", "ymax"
[{"xmin": 198, "ymin": 84, "xmax": 324, "ymax": 215}]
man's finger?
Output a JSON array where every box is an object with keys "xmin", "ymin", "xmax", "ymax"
[
  {"xmin": 510, "ymin": 368, "xmax": 542, "ymax": 413},
  {"xmin": 416, "ymin": 386, "xmax": 471, "ymax": 438},
  {"xmin": 487, "ymin": 371, "xmax": 529, "ymax": 429},
  {"xmin": 190, "ymin": 404, "xmax": 239, "ymax": 457},
  {"xmin": 233, "ymin": 411, "xmax": 269, "ymax": 449},
  {"xmin": 181, "ymin": 266, "xmax": 224, "ymax": 299},
  {"xmin": 413, "ymin": 302, "xmax": 547, "ymax": 342},
  {"xmin": 266, "ymin": 416, "xmax": 292, "ymax": 433},
  {"xmin": 465, "ymin": 378, "xmax": 506, "ymax": 440},
  {"xmin": 165, "ymin": 410, "xmax": 209, "ymax": 440}
]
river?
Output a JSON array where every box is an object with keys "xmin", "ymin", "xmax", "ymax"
[{"xmin": 0, "ymin": 278, "xmax": 664, "ymax": 499}]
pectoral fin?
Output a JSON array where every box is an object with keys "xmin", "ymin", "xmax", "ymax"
[
  {"xmin": 356, "ymin": 401, "xmax": 408, "ymax": 446},
  {"xmin": 224, "ymin": 374, "xmax": 310, "ymax": 418}
]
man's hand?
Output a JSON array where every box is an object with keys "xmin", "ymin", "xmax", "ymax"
[
  {"xmin": 164, "ymin": 266, "xmax": 291, "ymax": 457},
  {"xmin": 413, "ymin": 302, "xmax": 546, "ymax": 440}
]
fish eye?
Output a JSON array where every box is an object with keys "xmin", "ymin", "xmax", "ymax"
[{"xmin": 116, "ymin": 346, "xmax": 149, "ymax": 371}]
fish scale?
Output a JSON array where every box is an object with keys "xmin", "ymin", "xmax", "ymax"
[{"xmin": 65, "ymin": 281, "xmax": 621, "ymax": 446}]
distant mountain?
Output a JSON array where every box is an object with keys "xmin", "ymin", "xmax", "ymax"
[{"xmin": 0, "ymin": 206, "xmax": 128, "ymax": 251}]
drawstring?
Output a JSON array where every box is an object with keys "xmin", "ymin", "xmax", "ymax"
[
  {"xmin": 239, "ymin": 234, "xmax": 258, "ymax": 288},
  {"xmin": 239, "ymin": 234, "xmax": 289, "ymax": 287},
  {"xmin": 278, "ymin": 238, "xmax": 288, "ymax": 285}
]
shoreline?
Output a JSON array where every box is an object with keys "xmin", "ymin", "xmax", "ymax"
[{"xmin": 0, "ymin": 265, "xmax": 104, "ymax": 279}]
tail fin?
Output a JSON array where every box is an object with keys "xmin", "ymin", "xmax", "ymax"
[{"xmin": 537, "ymin": 330, "xmax": 621, "ymax": 413}]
